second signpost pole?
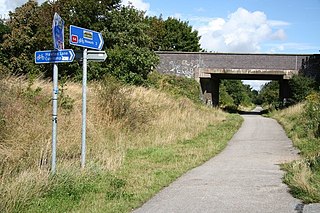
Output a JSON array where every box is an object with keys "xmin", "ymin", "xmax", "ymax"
[{"xmin": 81, "ymin": 48, "xmax": 88, "ymax": 169}]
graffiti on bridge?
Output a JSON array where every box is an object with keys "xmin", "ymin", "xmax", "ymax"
[{"xmin": 162, "ymin": 59, "xmax": 202, "ymax": 78}]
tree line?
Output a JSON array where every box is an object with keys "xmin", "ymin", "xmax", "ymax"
[{"xmin": 0, "ymin": 0, "xmax": 200, "ymax": 85}]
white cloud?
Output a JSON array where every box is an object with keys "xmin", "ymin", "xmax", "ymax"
[
  {"xmin": 268, "ymin": 42, "xmax": 317, "ymax": 53},
  {"xmin": 171, "ymin": 13, "xmax": 182, "ymax": 19},
  {"xmin": 196, "ymin": 7, "xmax": 206, "ymax": 13},
  {"xmin": 267, "ymin": 20, "xmax": 290, "ymax": 27},
  {"xmin": 197, "ymin": 8, "xmax": 288, "ymax": 53},
  {"xmin": 121, "ymin": 0, "xmax": 150, "ymax": 11},
  {"xmin": 0, "ymin": 0, "xmax": 47, "ymax": 18}
]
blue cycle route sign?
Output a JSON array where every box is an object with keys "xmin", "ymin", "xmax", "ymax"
[
  {"xmin": 69, "ymin": 25, "xmax": 104, "ymax": 50},
  {"xmin": 52, "ymin": 13, "xmax": 64, "ymax": 50},
  {"xmin": 35, "ymin": 49, "xmax": 75, "ymax": 64}
]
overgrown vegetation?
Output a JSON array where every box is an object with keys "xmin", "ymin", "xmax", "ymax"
[
  {"xmin": 146, "ymin": 71, "xmax": 202, "ymax": 104},
  {"xmin": 219, "ymin": 80, "xmax": 256, "ymax": 110},
  {"xmin": 257, "ymin": 75, "xmax": 318, "ymax": 109},
  {"xmin": 272, "ymin": 92, "xmax": 320, "ymax": 203},
  {"xmin": 0, "ymin": 0, "xmax": 202, "ymax": 84},
  {"xmin": 0, "ymin": 75, "xmax": 242, "ymax": 212}
]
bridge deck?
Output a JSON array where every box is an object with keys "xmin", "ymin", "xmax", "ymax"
[{"xmin": 156, "ymin": 51, "xmax": 314, "ymax": 80}]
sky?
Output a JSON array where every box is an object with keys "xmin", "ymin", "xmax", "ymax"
[
  {"xmin": 1, "ymin": 0, "xmax": 320, "ymax": 90},
  {"xmin": 123, "ymin": 0, "xmax": 320, "ymax": 90}
]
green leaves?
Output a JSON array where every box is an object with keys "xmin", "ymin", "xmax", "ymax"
[
  {"xmin": 146, "ymin": 16, "xmax": 201, "ymax": 52},
  {"xmin": 258, "ymin": 81, "xmax": 279, "ymax": 106},
  {"xmin": 220, "ymin": 80, "xmax": 253, "ymax": 107},
  {"xmin": 289, "ymin": 75, "xmax": 317, "ymax": 103},
  {"xmin": 105, "ymin": 44, "xmax": 158, "ymax": 85},
  {"xmin": 0, "ymin": 0, "xmax": 201, "ymax": 85}
]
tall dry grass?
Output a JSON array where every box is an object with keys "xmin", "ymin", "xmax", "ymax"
[{"xmin": 0, "ymin": 75, "xmax": 225, "ymax": 212}]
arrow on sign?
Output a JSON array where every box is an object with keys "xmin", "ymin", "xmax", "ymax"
[
  {"xmin": 69, "ymin": 25, "xmax": 104, "ymax": 50},
  {"xmin": 35, "ymin": 49, "xmax": 75, "ymax": 64}
]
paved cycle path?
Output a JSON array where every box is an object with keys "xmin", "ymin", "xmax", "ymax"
[{"xmin": 133, "ymin": 108, "xmax": 318, "ymax": 213}]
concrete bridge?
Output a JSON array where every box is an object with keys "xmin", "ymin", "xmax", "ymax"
[{"xmin": 156, "ymin": 51, "xmax": 319, "ymax": 106}]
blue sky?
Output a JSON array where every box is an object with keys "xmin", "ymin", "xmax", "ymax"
[
  {"xmin": 121, "ymin": 0, "xmax": 320, "ymax": 54},
  {"xmin": 1, "ymin": 0, "xmax": 319, "ymax": 89},
  {"xmin": 122, "ymin": 0, "xmax": 320, "ymax": 90}
]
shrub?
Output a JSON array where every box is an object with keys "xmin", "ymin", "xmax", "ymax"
[
  {"xmin": 98, "ymin": 75, "xmax": 152, "ymax": 130},
  {"xmin": 304, "ymin": 92, "xmax": 320, "ymax": 137},
  {"xmin": 146, "ymin": 71, "xmax": 201, "ymax": 104},
  {"xmin": 289, "ymin": 75, "xmax": 317, "ymax": 103}
]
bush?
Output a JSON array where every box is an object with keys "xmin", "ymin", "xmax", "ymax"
[
  {"xmin": 304, "ymin": 92, "xmax": 320, "ymax": 137},
  {"xmin": 98, "ymin": 75, "xmax": 152, "ymax": 130},
  {"xmin": 289, "ymin": 75, "xmax": 317, "ymax": 103},
  {"xmin": 146, "ymin": 71, "xmax": 201, "ymax": 104}
]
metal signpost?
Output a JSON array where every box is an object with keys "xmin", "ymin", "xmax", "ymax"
[
  {"xmin": 34, "ymin": 13, "xmax": 72, "ymax": 174},
  {"xmin": 51, "ymin": 12, "xmax": 65, "ymax": 174},
  {"xmin": 70, "ymin": 25, "xmax": 105, "ymax": 169},
  {"xmin": 35, "ymin": 17, "xmax": 106, "ymax": 172}
]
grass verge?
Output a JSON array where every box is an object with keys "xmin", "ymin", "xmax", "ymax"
[
  {"xmin": 21, "ymin": 115, "xmax": 242, "ymax": 213},
  {"xmin": 0, "ymin": 75, "xmax": 243, "ymax": 212},
  {"xmin": 272, "ymin": 99, "xmax": 320, "ymax": 203}
]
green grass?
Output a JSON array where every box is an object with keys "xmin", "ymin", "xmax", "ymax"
[
  {"xmin": 23, "ymin": 114, "xmax": 242, "ymax": 213},
  {"xmin": 272, "ymin": 101, "xmax": 320, "ymax": 203}
]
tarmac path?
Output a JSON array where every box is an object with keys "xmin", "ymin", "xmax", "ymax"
[{"xmin": 133, "ymin": 107, "xmax": 317, "ymax": 213}]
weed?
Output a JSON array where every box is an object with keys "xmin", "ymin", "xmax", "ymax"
[{"xmin": 58, "ymin": 77, "xmax": 75, "ymax": 114}]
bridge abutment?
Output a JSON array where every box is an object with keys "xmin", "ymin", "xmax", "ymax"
[
  {"xmin": 211, "ymin": 76, "xmax": 220, "ymax": 107},
  {"xmin": 200, "ymin": 76, "xmax": 220, "ymax": 106}
]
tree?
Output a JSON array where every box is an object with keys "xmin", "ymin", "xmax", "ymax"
[
  {"xmin": 56, "ymin": 0, "xmax": 121, "ymax": 30},
  {"xmin": 0, "ymin": 20, "xmax": 10, "ymax": 43},
  {"xmin": 219, "ymin": 83, "xmax": 234, "ymax": 106},
  {"xmin": 0, "ymin": 20, "xmax": 10, "ymax": 72},
  {"xmin": 98, "ymin": 6, "xmax": 159, "ymax": 84},
  {"xmin": 289, "ymin": 75, "xmax": 317, "ymax": 103},
  {"xmin": 146, "ymin": 16, "xmax": 201, "ymax": 52},
  {"xmin": 258, "ymin": 81, "xmax": 279, "ymax": 106},
  {"xmin": 1, "ymin": 0, "xmax": 42, "ymax": 75},
  {"xmin": 145, "ymin": 15, "xmax": 166, "ymax": 51},
  {"xmin": 222, "ymin": 80, "xmax": 252, "ymax": 106},
  {"xmin": 0, "ymin": 1, "xmax": 201, "ymax": 84}
]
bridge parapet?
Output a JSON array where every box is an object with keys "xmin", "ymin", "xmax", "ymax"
[{"xmin": 156, "ymin": 51, "xmax": 312, "ymax": 81}]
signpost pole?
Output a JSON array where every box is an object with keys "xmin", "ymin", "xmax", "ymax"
[
  {"xmin": 69, "ymin": 25, "xmax": 105, "ymax": 169},
  {"xmin": 81, "ymin": 48, "xmax": 88, "ymax": 169},
  {"xmin": 52, "ymin": 63, "xmax": 58, "ymax": 174}
]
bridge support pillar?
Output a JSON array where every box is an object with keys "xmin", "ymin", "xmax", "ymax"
[
  {"xmin": 211, "ymin": 75, "xmax": 220, "ymax": 107},
  {"xmin": 279, "ymin": 79, "xmax": 290, "ymax": 104}
]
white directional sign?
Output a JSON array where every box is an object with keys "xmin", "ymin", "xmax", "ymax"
[
  {"xmin": 74, "ymin": 50, "xmax": 107, "ymax": 62},
  {"xmin": 52, "ymin": 13, "xmax": 64, "ymax": 50},
  {"xmin": 87, "ymin": 51, "xmax": 107, "ymax": 61}
]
